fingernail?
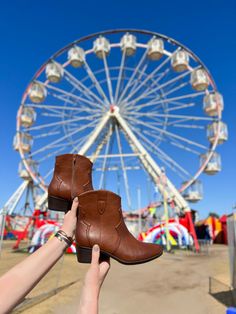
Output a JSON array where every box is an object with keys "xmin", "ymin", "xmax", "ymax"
[
  {"xmin": 94, "ymin": 244, "xmax": 99, "ymax": 252},
  {"xmin": 74, "ymin": 197, "xmax": 78, "ymax": 202}
]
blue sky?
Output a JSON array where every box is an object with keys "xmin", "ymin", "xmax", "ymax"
[{"xmin": 0, "ymin": 0, "xmax": 235, "ymax": 218}]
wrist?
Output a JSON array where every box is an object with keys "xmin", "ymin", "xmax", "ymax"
[
  {"xmin": 82, "ymin": 282, "xmax": 100, "ymax": 298},
  {"xmin": 52, "ymin": 236, "xmax": 68, "ymax": 251},
  {"xmin": 60, "ymin": 225, "xmax": 74, "ymax": 238},
  {"xmin": 54, "ymin": 230, "xmax": 73, "ymax": 248}
]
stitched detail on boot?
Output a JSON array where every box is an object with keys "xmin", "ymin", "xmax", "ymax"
[
  {"xmin": 83, "ymin": 180, "xmax": 92, "ymax": 191},
  {"xmin": 55, "ymin": 174, "xmax": 63, "ymax": 191},
  {"xmin": 78, "ymin": 215, "xmax": 92, "ymax": 247},
  {"xmin": 98, "ymin": 200, "xmax": 106, "ymax": 215},
  {"xmin": 112, "ymin": 216, "xmax": 122, "ymax": 254}
]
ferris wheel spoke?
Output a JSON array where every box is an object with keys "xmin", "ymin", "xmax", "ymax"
[
  {"xmin": 41, "ymin": 112, "xmax": 68, "ymax": 118},
  {"xmin": 142, "ymin": 141, "xmax": 188, "ymax": 180},
  {"xmin": 162, "ymin": 81, "xmax": 189, "ymax": 98},
  {"xmin": 99, "ymin": 124, "xmax": 112, "ymax": 189},
  {"xmin": 30, "ymin": 119, "xmax": 97, "ymax": 157},
  {"xmin": 129, "ymin": 120, "xmax": 200, "ymax": 156},
  {"xmin": 166, "ymin": 117, "xmax": 206, "ymax": 128},
  {"xmin": 114, "ymin": 50, "xmax": 126, "ymax": 104},
  {"xmin": 141, "ymin": 123, "xmax": 201, "ymax": 155},
  {"xmin": 27, "ymin": 114, "xmax": 101, "ymax": 131},
  {"xmin": 129, "ymin": 122, "xmax": 190, "ymax": 179},
  {"xmin": 169, "ymin": 123, "xmax": 205, "ymax": 129},
  {"xmin": 39, "ymin": 105, "xmax": 73, "ymax": 118},
  {"xmin": 126, "ymin": 115, "xmax": 208, "ymax": 150},
  {"xmin": 33, "ymin": 130, "xmax": 61, "ymax": 139},
  {"xmin": 115, "ymin": 124, "xmax": 132, "ymax": 210},
  {"xmin": 102, "ymin": 52, "xmax": 114, "ymax": 103},
  {"xmin": 43, "ymin": 168, "xmax": 54, "ymax": 181},
  {"xmin": 38, "ymin": 146, "xmax": 67, "ymax": 163},
  {"xmin": 167, "ymin": 138, "xmax": 200, "ymax": 155},
  {"xmin": 38, "ymin": 81, "xmax": 101, "ymax": 108},
  {"xmin": 63, "ymin": 68, "xmax": 105, "ymax": 108},
  {"xmin": 119, "ymin": 48, "xmax": 180, "ymax": 105},
  {"xmin": 128, "ymin": 64, "xmax": 149, "ymax": 94},
  {"xmin": 144, "ymin": 114, "xmax": 165, "ymax": 124},
  {"xmin": 126, "ymin": 112, "xmax": 212, "ymax": 121},
  {"xmin": 124, "ymin": 113, "xmax": 164, "ymax": 126},
  {"xmin": 27, "ymin": 114, "xmax": 101, "ymax": 132},
  {"xmin": 25, "ymin": 103, "xmax": 100, "ymax": 114},
  {"xmin": 126, "ymin": 91, "xmax": 205, "ymax": 112},
  {"xmin": 122, "ymin": 68, "xmax": 170, "ymax": 111},
  {"xmin": 166, "ymin": 102, "xmax": 196, "ymax": 112},
  {"xmin": 134, "ymin": 65, "xmax": 197, "ymax": 103},
  {"xmin": 117, "ymin": 49, "xmax": 148, "ymax": 104},
  {"xmin": 123, "ymin": 65, "xmax": 201, "ymax": 109},
  {"xmin": 83, "ymin": 60, "xmax": 110, "ymax": 106}
]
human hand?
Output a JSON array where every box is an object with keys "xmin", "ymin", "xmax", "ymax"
[
  {"xmin": 84, "ymin": 245, "xmax": 110, "ymax": 295},
  {"xmin": 61, "ymin": 197, "xmax": 78, "ymax": 238}
]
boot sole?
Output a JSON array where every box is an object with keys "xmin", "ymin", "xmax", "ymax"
[
  {"xmin": 76, "ymin": 245, "xmax": 163, "ymax": 265},
  {"xmin": 48, "ymin": 196, "xmax": 72, "ymax": 212}
]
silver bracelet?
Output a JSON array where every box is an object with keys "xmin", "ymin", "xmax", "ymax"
[{"xmin": 54, "ymin": 230, "xmax": 73, "ymax": 247}]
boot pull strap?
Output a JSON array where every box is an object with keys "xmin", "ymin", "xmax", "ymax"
[{"xmin": 97, "ymin": 191, "xmax": 107, "ymax": 215}]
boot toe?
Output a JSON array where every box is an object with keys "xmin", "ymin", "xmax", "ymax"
[{"xmin": 140, "ymin": 242, "xmax": 163, "ymax": 261}]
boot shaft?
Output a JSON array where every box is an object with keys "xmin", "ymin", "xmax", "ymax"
[
  {"xmin": 71, "ymin": 155, "xmax": 93, "ymax": 198},
  {"xmin": 48, "ymin": 154, "xmax": 93, "ymax": 201},
  {"xmin": 48, "ymin": 154, "xmax": 75, "ymax": 200},
  {"xmin": 76, "ymin": 190, "xmax": 123, "ymax": 252}
]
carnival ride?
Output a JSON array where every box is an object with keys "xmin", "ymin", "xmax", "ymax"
[{"xmin": 0, "ymin": 29, "xmax": 227, "ymax": 252}]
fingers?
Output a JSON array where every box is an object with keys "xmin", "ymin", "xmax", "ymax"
[
  {"xmin": 91, "ymin": 244, "xmax": 100, "ymax": 265},
  {"xmin": 70, "ymin": 197, "xmax": 79, "ymax": 217}
]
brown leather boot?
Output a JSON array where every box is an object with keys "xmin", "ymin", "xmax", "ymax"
[
  {"xmin": 48, "ymin": 154, "xmax": 93, "ymax": 212},
  {"xmin": 75, "ymin": 190, "xmax": 163, "ymax": 265}
]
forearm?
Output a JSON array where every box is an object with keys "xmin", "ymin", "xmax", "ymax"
[
  {"xmin": 0, "ymin": 237, "xmax": 66, "ymax": 313},
  {"xmin": 77, "ymin": 283, "xmax": 99, "ymax": 314}
]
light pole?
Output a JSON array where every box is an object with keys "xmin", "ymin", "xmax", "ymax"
[
  {"xmin": 160, "ymin": 168, "xmax": 171, "ymax": 252},
  {"xmin": 137, "ymin": 186, "xmax": 142, "ymax": 234}
]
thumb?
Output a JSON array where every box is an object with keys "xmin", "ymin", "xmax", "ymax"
[
  {"xmin": 70, "ymin": 197, "xmax": 79, "ymax": 217},
  {"xmin": 91, "ymin": 244, "xmax": 100, "ymax": 265}
]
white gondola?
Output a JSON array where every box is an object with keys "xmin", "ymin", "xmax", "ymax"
[
  {"xmin": 68, "ymin": 46, "xmax": 85, "ymax": 67},
  {"xmin": 200, "ymin": 152, "xmax": 221, "ymax": 175},
  {"xmin": 171, "ymin": 50, "xmax": 189, "ymax": 72},
  {"xmin": 121, "ymin": 33, "xmax": 136, "ymax": 56},
  {"xmin": 203, "ymin": 92, "xmax": 224, "ymax": 116},
  {"xmin": 182, "ymin": 180, "xmax": 203, "ymax": 202},
  {"xmin": 93, "ymin": 36, "xmax": 110, "ymax": 59},
  {"xmin": 191, "ymin": 68, "xmax": 209, "ymax": 91},
  {"xmin": 13, "ymin": 133, "xmax": 33, "ymax": 153},
  {"xmin": 147, "ymin": 37, "xmax": 164, "ymax": 60},
  {"xmin": 18, "ymin": 159, "xmax": 38, "ymax": 179},
  {"xmin": 207, "ymin": 121, "xmax": 228, "ymax": 144},
  {"xmin": 45, "ymin": 62, "xmax": 64, "ymax": 83},
  {"xmin": 20, "ymin": 107, "xmax": 36, "ymax": 127},
  {"xmin": 29, "ymin": 83, "xmax": 47, "ymax": 103}
]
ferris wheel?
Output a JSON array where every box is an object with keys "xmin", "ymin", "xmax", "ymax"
[{"xmin": 4, "ymin": 29, "xmax": 228, "ymax": 216}]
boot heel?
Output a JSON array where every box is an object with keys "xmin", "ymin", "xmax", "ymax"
[
  {"xmin": 48, "ymin": 196, "xmax": 71, "ymax": 212},
  {"xmin": 76, "ymin": 246, "xmax": 92, "ymax": 263}
]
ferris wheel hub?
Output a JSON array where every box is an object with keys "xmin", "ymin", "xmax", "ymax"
[{"xmin": 110, "ymin": 104, "xmax": 119, "ymax": 114}]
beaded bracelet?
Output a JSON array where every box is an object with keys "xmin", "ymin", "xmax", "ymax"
[{"xmin": 54, "ymin": 230, "xmax": 73, "ymax": 247}]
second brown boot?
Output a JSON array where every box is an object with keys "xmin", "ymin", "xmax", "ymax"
[
  {"xmin": 75, "ymin": 190, "xmax": 163, "ymax": 265},
  {"xmin": 48, "ymin": 154, "xmax": 93, "ymax": 212}
]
